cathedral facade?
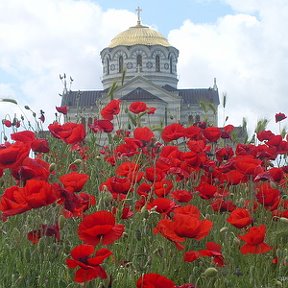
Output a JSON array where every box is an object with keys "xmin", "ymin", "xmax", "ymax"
[{"xmin": 61, "ymin": 12, "xmax": 220, "ymax": 129}]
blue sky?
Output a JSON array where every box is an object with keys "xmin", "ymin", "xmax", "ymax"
[
  {"xmin": 93, "ymin": 0, "xmax": 234, "ymax": 35},
  {"xmin": 0, "ymin": 0, "xmax": 288, "ymax": 135}
]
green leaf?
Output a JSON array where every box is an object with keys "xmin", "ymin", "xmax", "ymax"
[{"xmin": 0, "ymin": 98, "xmax": 18, "ymax": 105}]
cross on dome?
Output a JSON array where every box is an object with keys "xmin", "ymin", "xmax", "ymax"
[{"xmin": 136, "ymin": 6, "xmax": 142, "ymax": 25}]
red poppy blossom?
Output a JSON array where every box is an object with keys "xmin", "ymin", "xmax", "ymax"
[
  {"xmin": 203, "ymin": 127, "xmax": 221, "ymax": 142},
  {"xmin": 171, "ymin": 189, "xmax": 193, "ymax": 203},
  {"xmin": 2, "ymin": 119, "xmax": 12, "ymax": 127},
  {"xmin": 101, "ymin": 99, "xmax": 121, "ymax": 120},
  {"xmin": 24, "ymin": 179, "xmax": 60, "ymax": 209},
  {"xmin": 27, "ymin": 223, "xmax": 60, "ymax": 244},
  {"xmin": 161, "ymin": 123, "xmax": 185, "ymax": 142},
  {"xmin": 56, "ymin": 105, "xmax": 68, "ymax": 115},
  {"xmin": 48, "ymin": 122, "xmax": 86, "ymax": 144},
  {"xmin": 153, "ymin": 218, "xmax": 185, "ymax": 250},
  {"xmin": 226, "ymin": 208, "xmax": 253, "ymax": 228},
  {"xmin": 66, "ymin": 244, "xmax": 112, "ymax": 283},
  {"xmin": 129, "ymin": 101, "xmax": 147, "ymax": 114},
  {"xmin": 78, "ymin": 210, "xmax": 124, "ymax": 245},
  {"xmin": 147, "ymin": 198, "xmax": 177, "ymax": 215},
  {"xmin": 136, "ymin": 273, "xmax": 175, "ymax": 288},
  {"xmin": 89, "ymin": 119, "xmax": 114, "ymax": 133},
  {"xmin": 275, "ymin": 112, "xmax": 287, "ymax": 123},
  {"xmin": 59, "ymin": 172, "xmax": 89, "ymax": 193},
  {"xmin": 31, "ymin": 138, "xmax": 50, "ymax": 153},
  {"xmin": 0, "ymin": 142, "xmax": 30, "ymax": 170},
  {"xmin": 134, "ymin": 127, "xmax": 154, "ymax": 142},
  {"xmin": 174, "ymin": 214, "xmax": 213, "ymax": 240},
  {"xmin": 256, "ymin": 183, "xmax": 281, "ymax": 211},
  {"xmin": 0, "ymin": 185, "xmax": 29, "ymax": 219},
  {"xmin": 239, "ymin": 224, "xmax": 272, "ymax": 254}
]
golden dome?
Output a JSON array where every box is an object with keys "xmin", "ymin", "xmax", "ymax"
[{"xmin": 108, "ymin": 23, "xmax": 171, "ymax": 48}]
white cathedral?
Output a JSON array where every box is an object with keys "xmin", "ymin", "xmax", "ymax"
[{"xmin": 61, "ymin": 9, "xmax": 220, "ymax": 129}]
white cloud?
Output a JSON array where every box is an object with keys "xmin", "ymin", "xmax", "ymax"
[
  {"xmin": 0, "ymin": 0, "xmax": 136, "ymax": 128},
  {"xmin": 169, "ymin": 0, "xmax": 288, "ymax": 133}
]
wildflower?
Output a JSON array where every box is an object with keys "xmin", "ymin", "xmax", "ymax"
[
  {"xmin": 161, "ymin": 123, "xmax": 185, "ymax": 142},
  {"xmin": 203, "ymin": 126, "xmax": 221, "ymax": 142},
  {"xmin": 226, "ymin": 208, "xmax": 253, "ymax": 228},
  {"xmin": 89, "ymin": 119, "xmax": 114, "ymax": 133},
  {"xmin": 134, "ymin": 126, "xmax": 154, "ymax": 142},
  {"xmin": 101, "ymin": 99, "xmax": 121, "ymax": 120},
  {"xmin": 27, "ymin": 223, "xmax": 60, "ymax": 244},
  {"xmin": 56, "ymin": 105, "xmax": 68, "ymax": 115},
  {"xmin": 275, "ymin": 112, "xmax": 287, "ymax": 123},
  {"xmin": 66, "ymin": 244, "xmax": 112, "ymax": 283},
  {"xmin": 48, "ymin": 122, "xmax": 86, "ymax": 144},
  {"xmin": 136, "ymin": 273, "xmax": 175, "ymax": 288},
  {"xmin": 78, "ymin": 210, "xmax": 124, "ymax": 245},
  {"xmin": 129, "ymin": 101, "xmax": 147, "ymax": 114},
  {"xmin": 239, "ymin": 224, "xmax": 272, "ymax": 254},
  {"xmin": 59, "ymin": 172, "xmax": 89, "ymax": 193}
]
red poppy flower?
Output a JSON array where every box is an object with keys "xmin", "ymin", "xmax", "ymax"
[
  {"xmin": 0, "ymin": 186, "xmax": 29, "ymax": 219},
  {"xmin": 11, "ymin": 157, "xmax": 50, "ymax": 182},
  {"xmin": 134, "ymin": 127, "xmax": 154, "ymax": 142},
  {"xmin": 27, "ymin": 223, "xmax": 60, "ymax": 244},
  {"xmin": 257, "ymin": 130, "xmax": 274, "ymax": 142},
  {"xmin": 173, "ymin": 204, "xmax": 201, "ymax": 218},
  {"xmin": 153, "ymin": 218, "xmax": 185, "ymax": 250},
  {"xmin": 56, "ymin": 105, "xmax": 68, "ymax": 115},
  {"xmin": 2, "ymin": 119, "xmax": 12, "ymax": 127},
  {"xmin": 147, "ymin": 198, "xmax": 177, "ymax": 215},
  {"xmin": 256, "ymin": 183, "xmax": 281, "ymax": 211},
  {"xmin": 171, "ymin": 190, "xmax": 193, "ymax": 203},
  {"xmin": 174, "ymin": 214, "xmax": 213, "ymax": 240},
  {"xmin": 233, "ymin": 155, "xmax": 262, "ymax": 176},
  {"xmin": 89, "ymin": 119, "xmax": 114, "ymax": 133},
  {"xmin": 60, "ymin": 172, "xmax": 89, "ymax": 193},
  {"xmin": 0, "ymin": 142, "xmax": 30, "ymax": 170},
  {"xmin": 78, "ymin": 210, "xmax": 124, "ymax": 245},
  {"xmin": 161, "ymin": 123, "xmax": 185, "ymax": 142},
  {"xmin": 66, "ymin": 244, "xmax": 112, "ymax": 283},
  {"xmin": 210, "ymin": 199, "xmax": 236, "ymax": 213},
  {"xmin": 136, "ymin": 273, "xmax": 175, "ymax": 288},
  {"xmin": 203, "ymin": 127, "xmax": 221, "ymax": 142},
  {"xmin": 129, "ymin": 101, "xmax": 147, "ymax": 114},
  {"xmin": 147, "ymin": 106, "xmax": 156, "ymax": 114},
  {"xmin": 275, "ymin": 112, "xmax": 287, "ymax": 123},
  {"xmin": 153, "ymin": 179, "xmax": 173, "ymax": 197},
  {"xmin": 48, "ymin": 122, "xmax": 86, "ymax": 144},
  {"xmin": 24, "ymin": 179, "xmax": 60, "ymax": 209},
  {"xmin": 31, "ymin": 138, "xmax": 50, "ymax": 153},
  {"xmin": 196, "ymin": 182, "xmax": 217, "ymax": 200},
  {"xmin": 101, "ymin": 176, "xmax": 132, "ymax": 199},
  {"xmin": 239, "ymin": 224, "xmax": 272, "ymax": 254},
  {"xmin": 101, "ymin": 99, "xmax": 121, "ymax": 120},
  {"xmin": 60, "ymin": 190, "xmax": 96, "ymax": 218},
  {"xmin": 226, "ymin": 208, "xmax": 253, "ymax": 228}
]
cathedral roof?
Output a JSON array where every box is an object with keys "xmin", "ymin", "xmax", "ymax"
[
  {"xmin": 61, "ymin": 90, "xmax": 104, "ymax": 107},
  {"xmin": 108, "ymin": 23, "xmax": 171, "ymax": 48},
  {"xmin": 120, "ymin": 87, "xmax": 167, "ymax": 102}
]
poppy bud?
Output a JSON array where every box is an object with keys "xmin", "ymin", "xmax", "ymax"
[
  {"xmin": 72, "ymin": 159, "xmax": 82, "ymax": 165},
  {"xmin": 58, "ymin": 215, "xmax": 65, "ymax": 229},
  {"xmin": 49, "ymin": 163, "xmax": 56, "ymax": 172},
  {"xmin": 279, "ymin": 217, "xmax": 288, "ymax": 224},
  {"xmin": 220, "ymin": 226, "xmax": 229, "ymax": 233},
  {"xmin": 201, "ymin": 267, "xmax": 218, "ymax": 278}
]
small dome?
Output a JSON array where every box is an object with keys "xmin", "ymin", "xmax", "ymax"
[{"xmin": 108, "ymin": 23, "xmax": 171, "ymax": 48}]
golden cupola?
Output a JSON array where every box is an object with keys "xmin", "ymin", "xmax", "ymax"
[{"xmin": 100, "ymin": 8, "xmax": 179, "ymax": 90}]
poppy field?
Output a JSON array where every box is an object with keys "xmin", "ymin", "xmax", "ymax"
[{"xmin": 1, "ymin": 100, "xmax": 288, "ymax": 288}]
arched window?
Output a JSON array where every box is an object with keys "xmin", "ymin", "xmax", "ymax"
[
  {"xmin": 155, "ymin": 55, "xmax": 160, "ymax": 72},
  {"xmin": 81, "ymin": 117, "xmax": 86, "ymax": 130},
  {"xmin": 106, "ymin": 58, "xmax": 110, "ymax": 75},
  {"xmin": 137, "ymin": 54, "xmax": 142, "ymax": 72},
  {"xmin": 119, "ymin": 56, "xmax": 123, "ymax": 73},
  {"xmin": 170, "ymin": 57, "xmax": 173, "ymax": 74}
]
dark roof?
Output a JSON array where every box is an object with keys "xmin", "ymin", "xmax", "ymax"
[
  {"xmin": 120, "ymin": 87, "xmax": 167, "ymax": 103},
  {"xmin": 162, "ymin": 84, "xmax": 178, "ymax": 91},
  {"xmin": 178, "ymin": 88, "xmax": 220, "ymax": 105},
  {"xmin": 61, "ymin": 90, "xmax": 104, "ymax": 107}
]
